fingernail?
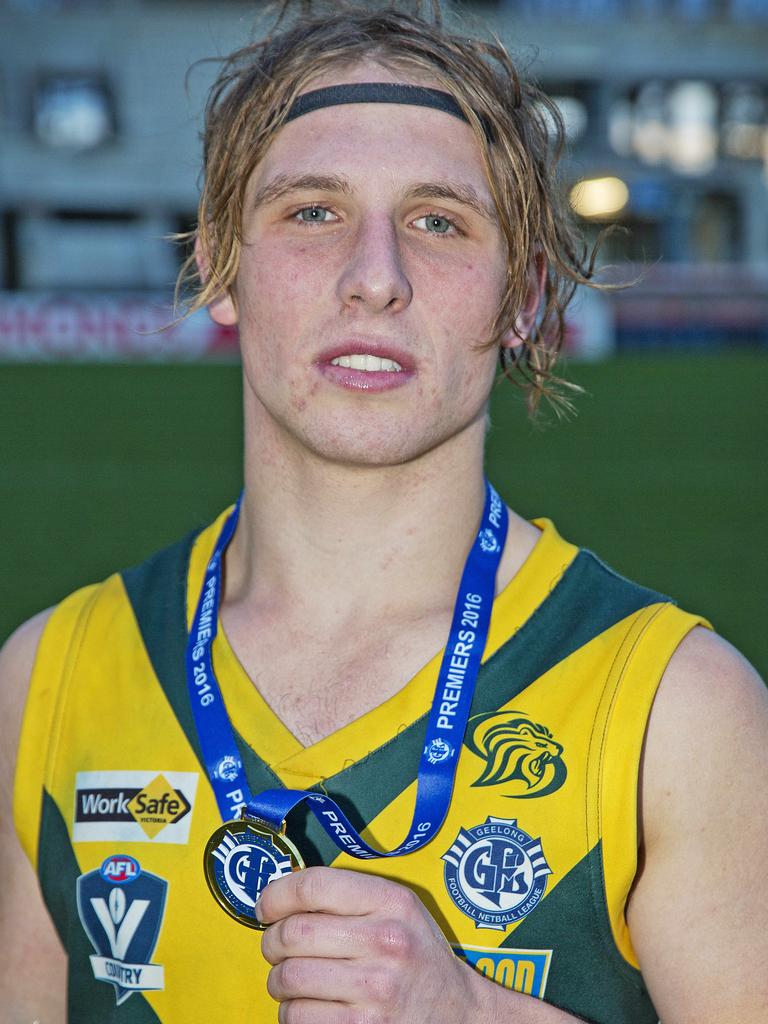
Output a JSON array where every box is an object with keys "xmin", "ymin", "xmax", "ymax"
[{"xmin": 254, "ymin": 896, "xmax": 264, "ymax": 923}]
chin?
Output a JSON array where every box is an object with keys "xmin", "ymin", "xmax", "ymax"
[
  {"xmin": 297, "ymin": 418, "xmax": 469, "ymax": 469},
  {"xmin": 305, "ymin": 438, "xmax": 427, "ymax": 468}
]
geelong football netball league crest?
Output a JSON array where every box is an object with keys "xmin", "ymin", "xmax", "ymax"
[{"xmin": 442, "ymin": 817, "xmax": 552, "ymax": 930}]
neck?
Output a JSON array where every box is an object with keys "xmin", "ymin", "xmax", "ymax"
[{"xmin": 223, "ymin": 423, "xmax": 488, "ymax": 627}]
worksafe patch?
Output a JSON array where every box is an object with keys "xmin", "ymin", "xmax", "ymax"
[{"xmin": 73, "ymin": 770, "xmax": 199, "ymax": 843}]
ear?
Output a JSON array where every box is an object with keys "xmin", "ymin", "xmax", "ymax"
[
  {"xmin": 500, "ymin": 252, "xmax": 547, "ymax": 353},
  {"xmin": 194, "ymin": 233, "xmax": 238, "ymax": 326}
]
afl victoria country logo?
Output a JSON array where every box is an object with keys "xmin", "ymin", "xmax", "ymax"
[
  {"xmin": 442, "ymin": 817, "xmax": 551, "ymax": 930},
  {"xmin": 76, "ymin": 855, "xmax": 168, "ymax": 1004}
]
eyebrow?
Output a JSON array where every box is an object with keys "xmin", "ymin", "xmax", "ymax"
[
  {"xmin": 402, "ymin": 182, "xmax": 496, "ymax": 222},
  {"xmin": 251, "ymin": 174, "xmax": 353, "ymax": 209},
  {"xmin": 251, "ymin": 172, "xmax": 496, "ymax": 221}
]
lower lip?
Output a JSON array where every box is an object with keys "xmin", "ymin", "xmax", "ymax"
[{"xmin": 317, "ymin": 363, "xmax": 414, "ymax": 392}]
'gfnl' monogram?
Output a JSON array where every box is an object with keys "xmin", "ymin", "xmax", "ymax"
[
  {"xmin": 76, "ymin": 857, "xmax": 167, "ymax": 1004},
  {"xmin": 209, "ymin": 827, "xmax": 293, "ymax": 921},
  {"xmin": 464, "ymin": 841, "xmax": 527, "ymax": 904}
]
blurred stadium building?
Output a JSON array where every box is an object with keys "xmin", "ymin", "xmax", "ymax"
[{"xmin": 1, "ymin": 0, "xmax": 767, "ymax": 358}]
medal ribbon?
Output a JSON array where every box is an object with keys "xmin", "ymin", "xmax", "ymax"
[{"xmin": 187, "ymin": 480, "xmax": 508, "ymax": 858}]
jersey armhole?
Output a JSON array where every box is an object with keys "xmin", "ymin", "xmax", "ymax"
[
  {"xmin": 12, "ymin": 584, "xmax": 100, "ymax": 870},
  {"xmin": 596, "ymin": 602, "xmax": 711, "ymax": 968}
]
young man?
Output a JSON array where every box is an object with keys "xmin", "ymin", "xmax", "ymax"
[{"xmin": 1, "ymin": 5, "xmax": 766, "ymax": 1023}]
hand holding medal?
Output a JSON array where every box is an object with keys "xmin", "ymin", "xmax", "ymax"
[{"xmin": 189, "ymin": 481, "xmax": 507, "ymax": 928}]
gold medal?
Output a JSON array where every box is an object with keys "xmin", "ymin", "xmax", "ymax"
[{"xmin": 203, "ymin": 815, "xmax": 304, "ymax": 928}]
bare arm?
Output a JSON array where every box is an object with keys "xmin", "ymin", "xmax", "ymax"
[
  {"xmin": 628, "ymin": 627, "xmax": 768, "ymax": 1023},
  {"xmin": 0, "ymin": 610, "xmax": 67, "ymax": 1023}
]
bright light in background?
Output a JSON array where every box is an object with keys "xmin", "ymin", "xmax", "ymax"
[
  {"xmin": 667, "ymin": 81, "xmax": 718, "ymax": 175},
  {"xmin": 569, "ymin": 176, "xmax": 629, "ymax": 219}
]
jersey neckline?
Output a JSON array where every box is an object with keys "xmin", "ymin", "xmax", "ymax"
[{"xmin": 185, "ymin": 508, "xmax": 579, "ymax": 785}]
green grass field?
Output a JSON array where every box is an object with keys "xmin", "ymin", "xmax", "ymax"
[{"xmin": 2, "ymin": 351, "xmax": 766, "ymax": 677}]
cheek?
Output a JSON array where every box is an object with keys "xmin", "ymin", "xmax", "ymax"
[
  {"xmin": 423, "ymin": 252, "xmax": 503, "ymax": 323},
  {"xmin": 237, "ymin": 246, "xmax": 308, "ymax": 315},
  {"xmin": 430, "ymin": 266, "xmax": 503, "ymax": 366},
  {"xmin": 235, "ymin": 248, "xmax": 316, "ymax": 376}
]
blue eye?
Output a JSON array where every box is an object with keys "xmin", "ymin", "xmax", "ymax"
[
  {"xmin": 425, "ymin": 214, "xmax": 452, "ymax": 233},
  {"xmin": 414, "ymin": 213, "xmax": 456, "ymax": 235},
  {"xmin": 297, "ymin": 206, "xmax": 331, "ymax": 223}
]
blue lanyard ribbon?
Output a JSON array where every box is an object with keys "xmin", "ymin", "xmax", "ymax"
[{"xmin": 186, "ymin": 480, "xmax": 508, "ymax": 858}]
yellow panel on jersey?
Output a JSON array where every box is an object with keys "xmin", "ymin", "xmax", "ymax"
[{"xmin": 14, "ymin": 511, "xmax": 709, "ymax": 1024}]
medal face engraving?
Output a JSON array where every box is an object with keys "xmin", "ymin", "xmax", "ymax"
[{"xmin": 203, "ymin": 817, "xmax": 304, "ymax": 928}]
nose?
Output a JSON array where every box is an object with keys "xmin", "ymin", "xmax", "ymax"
[{"xmin": 336, "ymin": 214, "xmax": 413, "ymax": 314}]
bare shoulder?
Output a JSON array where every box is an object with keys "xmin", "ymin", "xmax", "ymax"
[
  {"xmin": 659, "ymin": 623, "xmax": 765, "ymax": 702},
  {"xmin": 0, "ymin": 608, "xmax": 55, "ymax": 781},
  {"xmin": 641, "ymin": 627, "xmax": 767, "ymax": 834},
  {"xmin": 0, "ymin": 608, "xmax": 66, "ymax": 1023},
  {"xmin": 627, "ymin": 627, "xmax": 768, "ymax": 1023}
]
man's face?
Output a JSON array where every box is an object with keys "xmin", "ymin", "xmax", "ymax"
[{"xmin": 213, "ymin": 62, "xmax": 514, "ymax": 468}]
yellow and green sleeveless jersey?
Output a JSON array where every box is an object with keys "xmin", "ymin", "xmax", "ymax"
[{"xmin": 14, "ymin": 510, "xmax": 708, "ymax": 1023}]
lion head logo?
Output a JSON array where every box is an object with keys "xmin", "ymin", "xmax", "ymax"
[{"xmin": 465, "ymin": 712, "xmax": 566, "ymax": 798}]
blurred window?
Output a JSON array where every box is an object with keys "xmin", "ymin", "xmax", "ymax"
[
  {"xmin": 538, "ymin": 81, "xmax": 595, "ymax": 146},
  {"xmin": 722, "ymin": 83, "xmax": 766, "ymax": 161},
  {"xmin": 537, "ymin": 95, "xmax": 590, "ymax": 144},
  {"xmin": 667, "ymin": 81, "xmax": 718, "ymax": 175},
  {"xmin": 32, "ymin": 73, "xmax": 115, "ymax": 152},
  {"xmin": 631, "ymin": 81, "xmax": 669, "ymax": 165},
  {"xmin": 609, "ymin": 79, "xmax": 767, "ymax": 175},
  {"xmin": 691, "ymin": 191, "xmax": 741, "ymax": 261},
  {"xmin": 17, "ymin": 212, "xmax": 177, "ymax": 290},
  {"xmin": 581, "ymin": 214, "xmax": 664, "ymax": 263}
]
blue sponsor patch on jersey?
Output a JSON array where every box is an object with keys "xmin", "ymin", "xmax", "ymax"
[
  {"xmin": 76, "ymin": 855, "xmax": 167, "ymax": 1005},
  {"xmin": 442, "ymin": 816, "xmax": 552, "ymax": 930},
  {"xmin": 453, "ymin": 944, "xmax": 552, "ymax": 998}
]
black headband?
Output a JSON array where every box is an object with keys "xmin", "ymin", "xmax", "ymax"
[{"xmin": 283, "ymin": 83, "xmax": 495, "ymax": 143}]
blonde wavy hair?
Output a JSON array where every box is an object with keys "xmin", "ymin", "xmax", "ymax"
[{"xmin": 176, "ymin": 0, "xmax": 608, "ymax": 414}]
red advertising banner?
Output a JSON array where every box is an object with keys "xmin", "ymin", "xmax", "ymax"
[{"xmin": 0, "ymin": 293, "xmax": 239, "ymax": 361}]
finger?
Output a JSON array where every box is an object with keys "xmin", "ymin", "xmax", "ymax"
[
  {"xmin": 261, "ymin": 913, "xmax": 359, "ymax": 964},
  {"xmin": 277, "ymin": 1000, "xmax": 357, "ymax": 1024},
  {"xmin": 261, "ymin": 911, "xmax": 404, "ymax": 965},
  {"xmin": 267, "ymin": 956, "xmax": 385, "ymax": 1004},
  {"xmin": 257, "ymin": 865, "xmax": 415, "ymax": 924}
]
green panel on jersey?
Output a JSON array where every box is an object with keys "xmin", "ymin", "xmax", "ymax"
[
  {"xmin": 122, "ymin": 530, "xmax": 208, "ymax": 772},
  {"xmin": 502, "ymin": 843, "xmax": 657, "ymax": 1023},
  {"xmin": 38, "ymin": 789, "xmax": 163, "ymax": 1024}
]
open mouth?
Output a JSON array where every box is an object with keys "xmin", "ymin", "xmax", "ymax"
[{"xmin": 330, "ymin": 354, "xmax": 403, "ymax": 372}]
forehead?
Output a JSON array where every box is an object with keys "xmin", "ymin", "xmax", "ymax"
[{"xmin": 250, "ymin": 61, "xmax": 490, "ymax": 196}]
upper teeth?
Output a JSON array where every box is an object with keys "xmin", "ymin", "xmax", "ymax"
[{"xmin": 330, "ymin": 354, "xmax": 403, "ymax": 372}]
